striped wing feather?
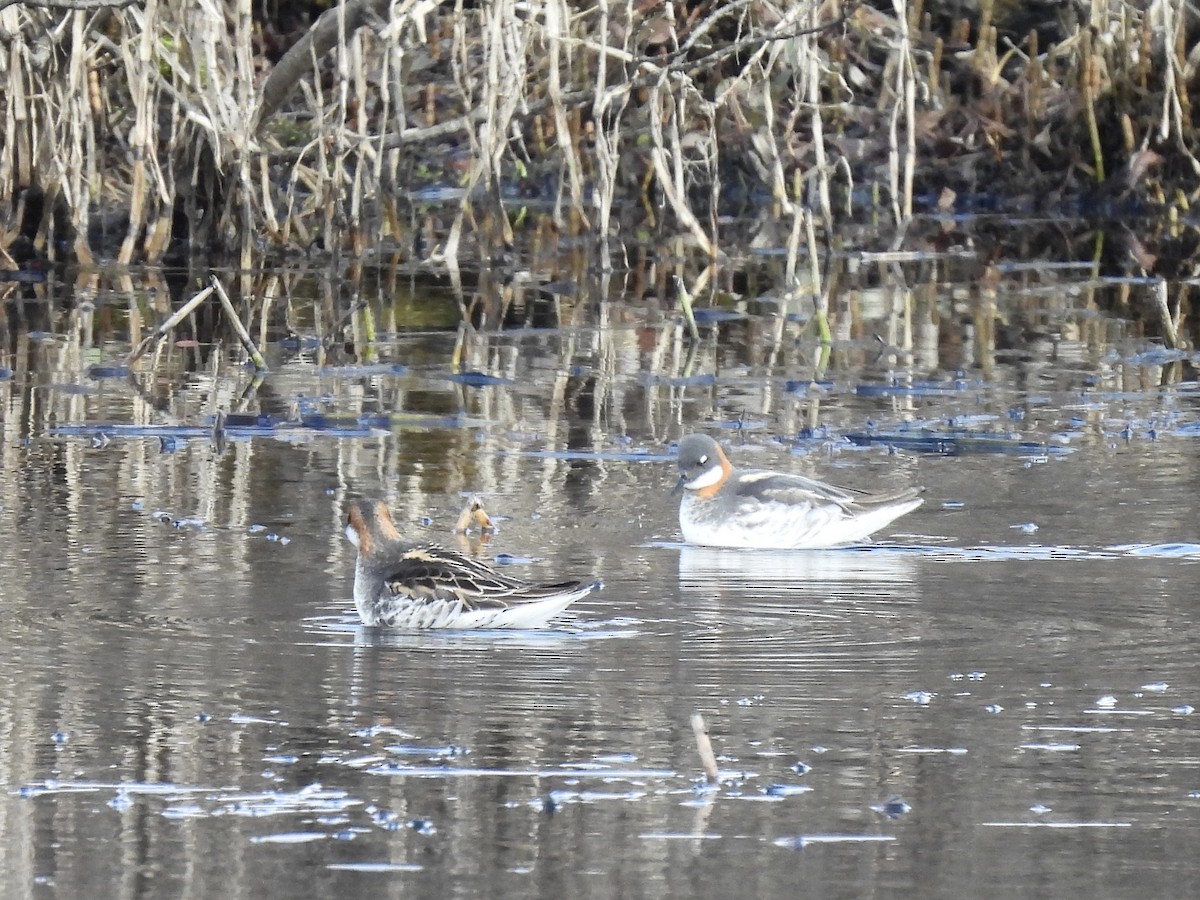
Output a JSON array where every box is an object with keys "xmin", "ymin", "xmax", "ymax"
[{"xmin": 382, "ymin": 546, "xmax": 582, "ymax": 612}]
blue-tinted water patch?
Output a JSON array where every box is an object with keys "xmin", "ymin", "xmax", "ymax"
[
  {"xmin": 317, "ymin": 363, "xmax": 408, "ymax": 377},
  {"xmin": 86, "ymin": 364, "xmax": 130, "ymax": 379},
  {"xmin": 0, "ymin": 267, "xmax": 48, "ymax": 283},
  {"xmin": 708, "ymin": 419, "xmax": 769, "ymax": 431},
  {"xmin": 1126, "ymin": 348, "xmax": 1187, "ymax": 366},
  {"xmin": 855, "ymin": 378, "xmax": 975, "ymax": 397},
  {"xmin": 277, "ymin": 334, "xmax": 322, "ymax": 351},
  {"xmin": 408, "ymin": 185, "xmax": 467, "ymax": 203},
  {"xmin": 51, "ymin": 416, "xmax": 387, "ymax": 443},
  {"xmin": 1106, "ymin": 543, "xmax": 1200, "ymax": 559},
  {"xmin": 439, "ymin": 371, "xmax": 513, "ymax": 387},
  {"xmin": 692, "ymin": 309, "xmax": 746, "ymax": 324},
  {"xmin": 845, "ymin": 429, "xmax": 1071, "ymax": 456},
  {"xmin": 356, "ymin": 413, "xmax": 489, "ymax": 429}
]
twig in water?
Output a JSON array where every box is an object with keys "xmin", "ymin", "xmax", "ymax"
[
  {"xmin": 125, "ymin": 285, "xmax": 215, "ymax": 366},
  {"xmin": 210, "ymin": 276, "xmax": 269, "ymax": 373},
  {"xmin": 674, "ymin": 275, "xmax": 700, "ymax": 341},
  {"xmin": 690, "ymin": 713, "xmax": 720, "ymax": 785}
]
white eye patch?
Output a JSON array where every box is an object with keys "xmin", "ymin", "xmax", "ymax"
[{"xmin": 698, "ymin": 454, "xmax": 708, "ymax": 465}]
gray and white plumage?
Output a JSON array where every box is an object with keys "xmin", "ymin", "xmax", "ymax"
[
  {"xmin": 673, "ymin": 434, "xmax": 923, "ymax": 549},
  {"xmin": 344, "ymin": 498, "xmax": 600, "ymax": 629}
]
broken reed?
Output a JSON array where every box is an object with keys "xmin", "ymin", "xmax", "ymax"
[{"xmin": 0, "ymin": 0, "xmax": 1197, "ymax": 274}]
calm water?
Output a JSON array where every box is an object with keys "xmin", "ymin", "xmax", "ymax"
[{"xmin": 2, "ymin": 258, "xmax": 1200, "ymax": 898}]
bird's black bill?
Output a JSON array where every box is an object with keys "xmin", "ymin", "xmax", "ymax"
[{"xmin": 670, "ymin": 473, "xmax": 688, "ymax": 496}]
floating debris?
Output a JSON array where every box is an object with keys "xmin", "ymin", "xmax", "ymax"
[
  {"xmin": 774, "ymin": 834, "xmax": 896, "ymax": 849},
  {"xmin": 765, "ymin": 784, "xmax": 812, "ymax": 798},
  {"xmin": 846, "ymin": 429, "xmax": 1071, "ymax": 456},
  {"xmin": 871, "ymin": 797, "xmax": 911, "ymax": 819},
  {"xmin": 249, "ymin": 833, "xmax": 327, "ymax": 844}
]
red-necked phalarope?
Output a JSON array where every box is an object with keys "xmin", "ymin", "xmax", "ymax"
[
  {"xmin": 344, "ymin": 498, "xmax": 601, "ymax": 628},
  {"xmin": 672, "ymin": 434, "xmax": 923, "ymax": 549}
]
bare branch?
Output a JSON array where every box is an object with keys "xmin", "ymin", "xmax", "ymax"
[
  {"xmin": 0, "ymin": 0, "xmax": 137, "ymax": 12},
  {"xmin": 253, "ymin": 0, "xmax": 391, "ymax": 135}
]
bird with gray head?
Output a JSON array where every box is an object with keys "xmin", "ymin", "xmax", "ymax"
[{"xmin": 672, "ymin": 434, "xmax": 923, "ymax": 549}]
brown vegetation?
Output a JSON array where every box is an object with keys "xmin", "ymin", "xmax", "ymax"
[{"xmin": 1, "ymin": 0, "xmax": 1199, "ymax": 278}]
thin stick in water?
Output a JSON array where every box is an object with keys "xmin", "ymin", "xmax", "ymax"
[
  {"xmin": 691, "ymin": 713, "xmax": 720, "ymax": 784},
  {"xmin": 125, "ymin": 284, "xmax": 215, "ymax": 366},
  {"xmin": 210, "ymin": 276, "xmax": 269, "ymax": 372}
]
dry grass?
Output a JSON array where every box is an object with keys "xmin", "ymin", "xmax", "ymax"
[{"xmin": 1, "ymin": 0, "xmax": 1197, "ymax": 287}]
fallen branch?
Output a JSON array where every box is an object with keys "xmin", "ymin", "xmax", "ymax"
[
  {"xmin": 125, "ymin": 285, "xmax": 215, "ymax": 366},
  {"xmin": 210, "ymin": 276, "xmax": 269, "ymax": 372},
  {"xmin": 253, "ymin": 0, "xmax": 391, "ymax": 135}
]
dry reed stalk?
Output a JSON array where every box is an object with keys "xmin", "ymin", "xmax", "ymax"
[
  {"xmin": 886, "ymin": 0, "xmax": 914, "ymax": 223},
  {"xmin": 234, "ymin": 0, "xmax": 258, "ymax": 269},
  {"xmin": 784, "ymin": 204, "xmax": 803, "ymax": 289},
  {"xmin": 65, "ymin": 11, "xmax": 94, "ymax": 264},
  {"xmin": 117, "ymin": 0, "xmax": 158, "ymax": 265},
  {"xmin": 804, "ymin": 7, "xmax": 831, "ymax": 225},
  {"xmin": 590, "ymin": 0, "xmax": 630, "ymax": 268},
  {"xmin": 806, "ymin": 208, "xmax": 830, "ymax": 345},
  {"xmin": 349, "ymin": 29, "xmax": 370, "ymax": 257},
  {"xmin": 442, "ymin": 0, "xmax": 530, "ymax": 264},
  {"xmin": 1155, "ymin": 0, "xmax": 1200, "ymax": 175},
  {"xmin": 1079, "ymin": 27, "xmax": 1105, "ymax": 184},
  {"xmin": 647, "ymin": 76, "xmax": 717, "ymax": 258},
  {"xmin": 544, "ymin": 0, "xmax": 588, "ymax": 228}
]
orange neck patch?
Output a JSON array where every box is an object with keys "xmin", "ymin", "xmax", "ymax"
[{"xmin": 693, "ymin": 452, "xmax": 732, "ymax": 500}]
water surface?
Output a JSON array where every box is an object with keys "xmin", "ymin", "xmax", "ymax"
[{"xmin": 2, "ymin": 259, "xmax": 1200, "ymax": 898}]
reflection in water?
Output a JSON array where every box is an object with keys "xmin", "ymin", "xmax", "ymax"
[
  {"xmin": 677, "ymin": 544, "xmax": 919, "ymax": 599},
  {"xmin": 2, "ymin": 263, "xmax": 1200, "ymax": 898}
]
